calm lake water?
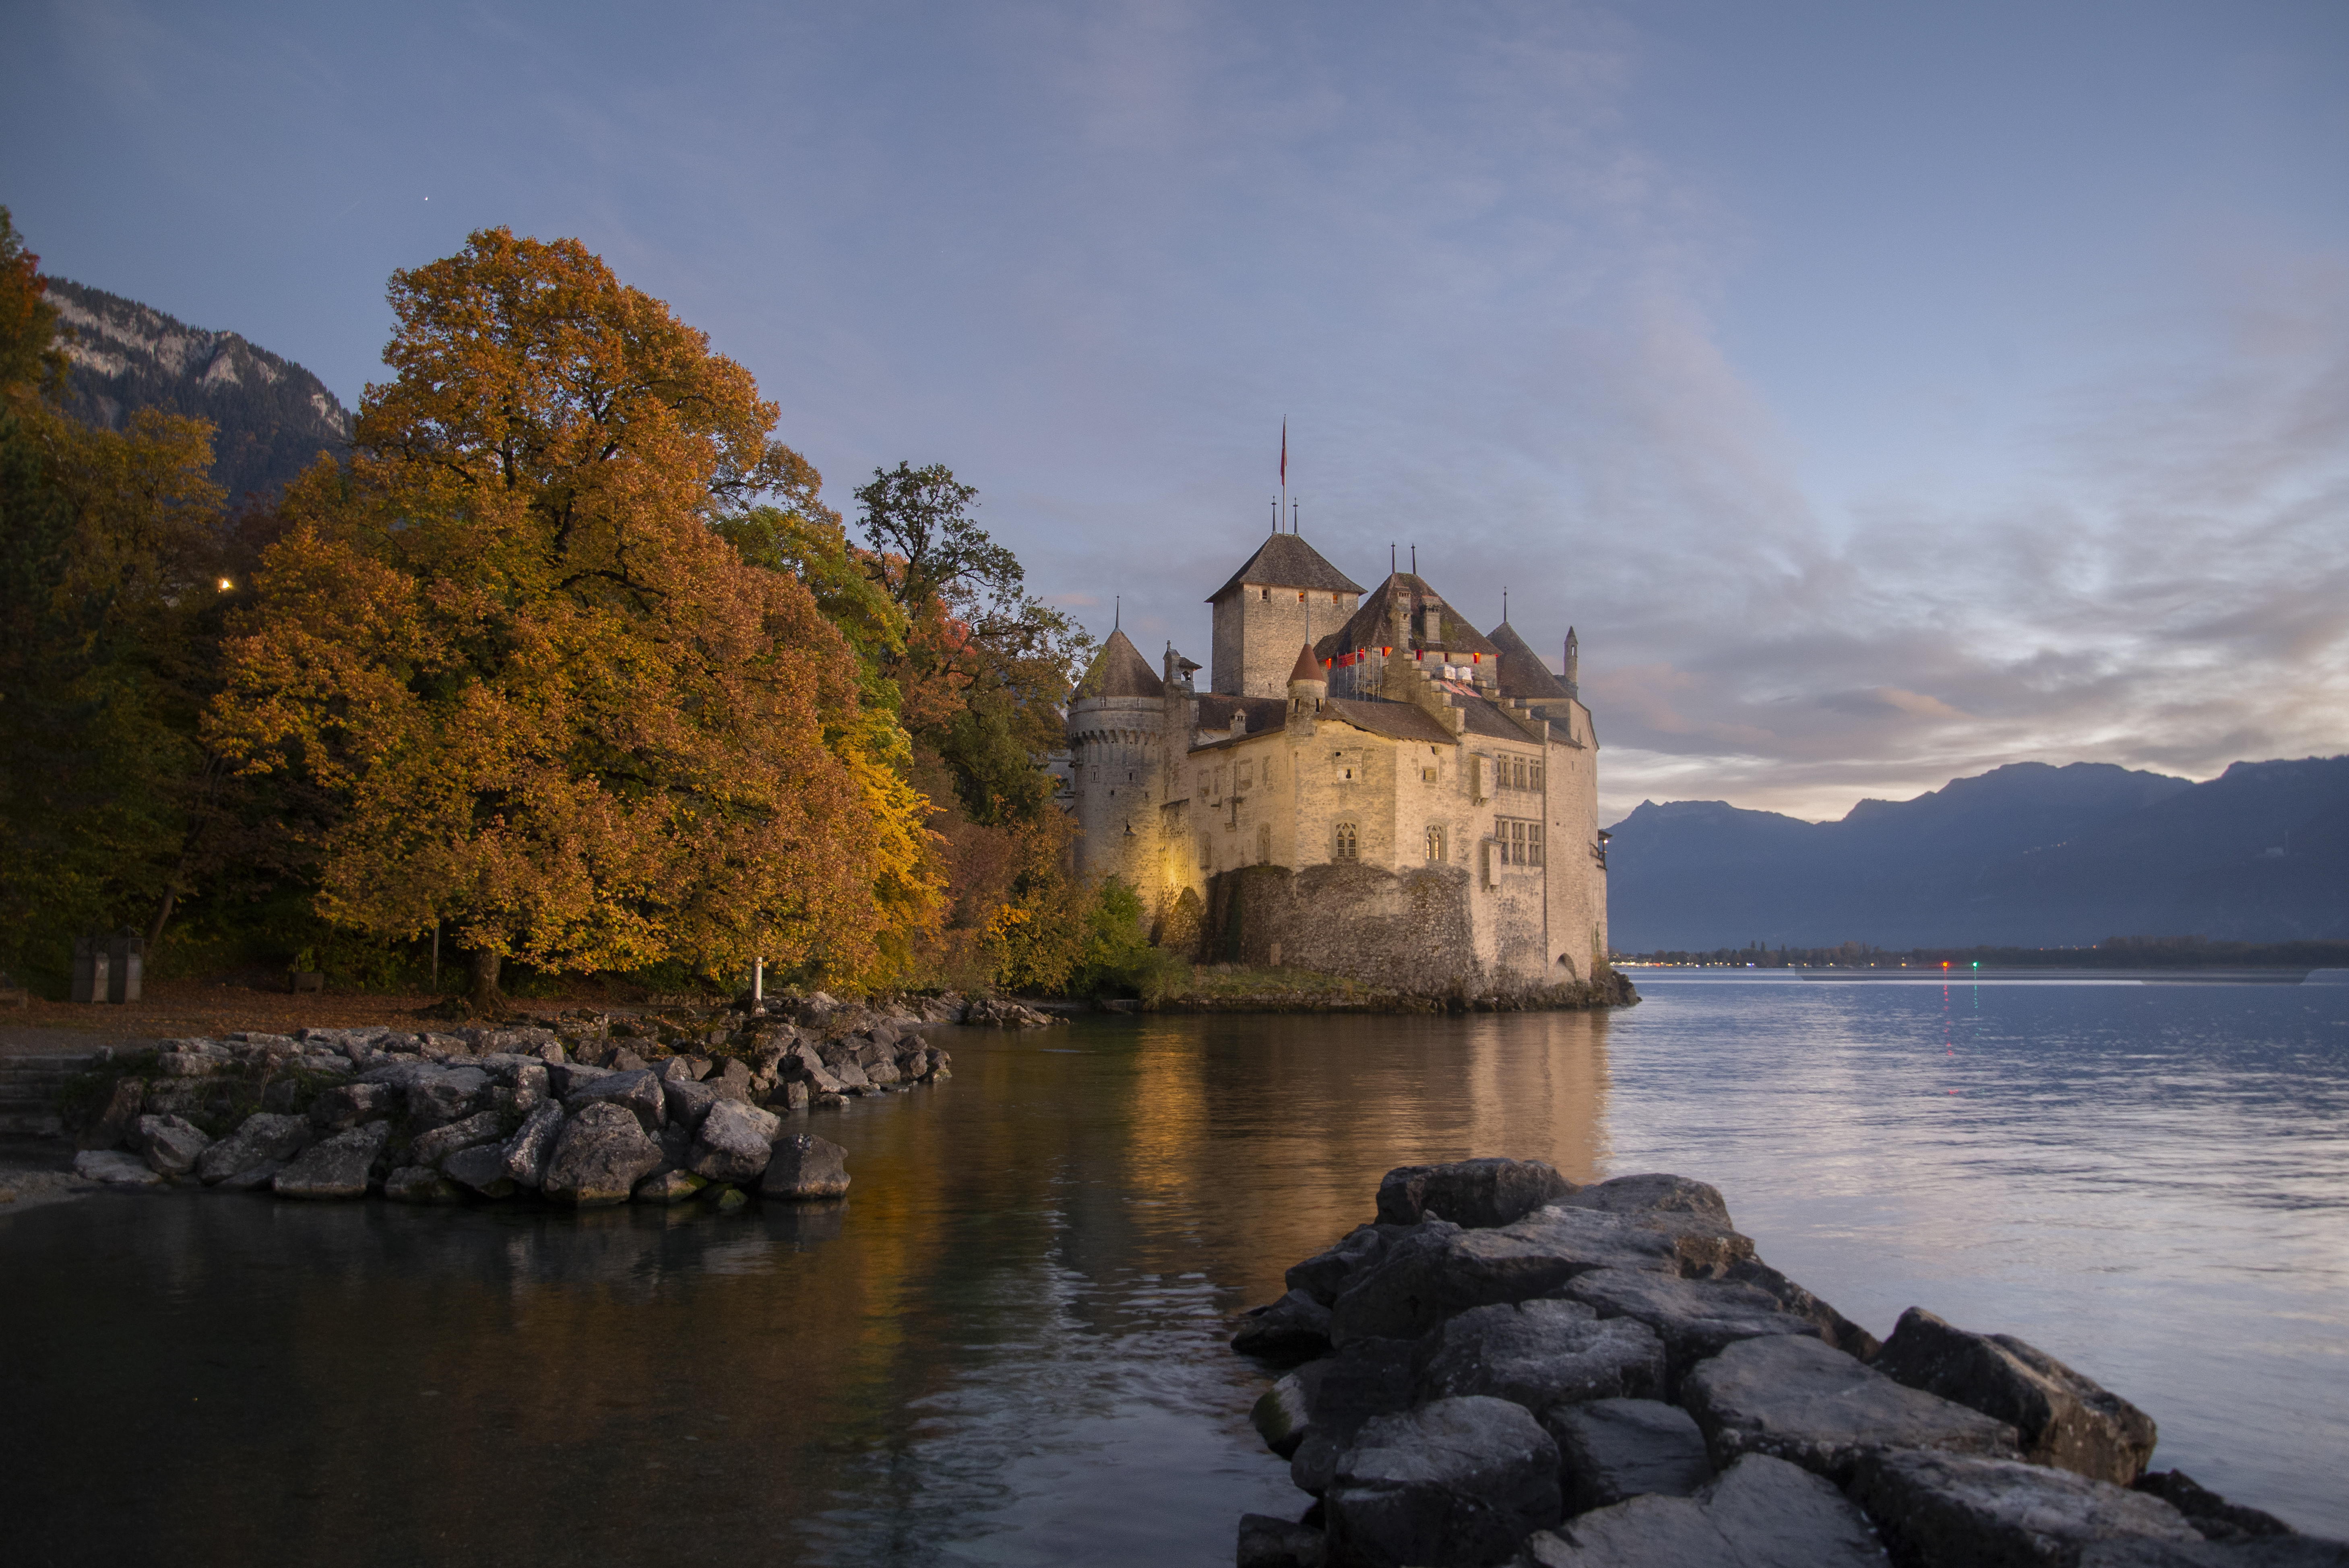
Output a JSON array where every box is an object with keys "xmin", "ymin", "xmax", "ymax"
[{"xmin": 5, "ymin": 976, "xmax": 2346, "ymax": 1564}]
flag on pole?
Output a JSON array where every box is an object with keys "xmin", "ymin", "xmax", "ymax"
[{"xmin": 1280, "ymin": 418, "xmax": 1287, "ymax": 488}]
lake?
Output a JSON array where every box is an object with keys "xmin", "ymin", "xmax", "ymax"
[{"xmin": 4, "ymin": 975, "xmax": 2345, "ymax": 1564}]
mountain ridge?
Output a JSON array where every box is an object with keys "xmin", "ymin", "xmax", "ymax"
[
  {"xmin": 47, "ymin": 277, "xmax": 350, "ymax": 502},
  {"xmin": 1607, "ymin": 756, "xmax": 2349, "ymax": 950}
]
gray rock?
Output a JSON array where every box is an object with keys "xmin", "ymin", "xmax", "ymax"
[
  {"xmin": 777, "ymin": 1081, "xmax": 812, "ymax": 1112},
  {"xmin": 1376, "ymin": 1157, "xmax": 1576, "ymax": 1229},
  {"xmin": 1279, "ymin": 1338, "xmax": 1420, "ymax": 1496},
  {"xmin": 661, "ymin": 1075, "xmax": 724, "ymax": 1130},
  {"xmin": 1289, "ymin": 1225, "xmax": 1395, "ymax": 1306},
  {"xmin": 1560, "ymin": 1269, "xmax": 1820, "ymax": 1394},
  {"xmin": 1238, "ymin": 1513, "xmax": 1326, "ymax": 1568},
  {"xmin": 634, "ymin": 1168, "xmax": 707, "ymax": 1204},
  {"xmin": 512, "ymin": 1062, "xmax": 548, "ymax": 1110},
  {"xmin": 1545, "ymin": 1399, "xmax": 1715, "ymax": 1516},
  {"xmin": 762, "ymin": 1133, "xmax": 850, "ymax": 1198},
  {"xmin": 1849, "ymin": 1448, "xmax": 2201, "ymax": 1567},
  {"xmin": 135, "ymin": 1114, "xmax": 212, "ymax": 1177},
  {"xmin": 1720, "ymin": 1257, "xmax": 1882, "ymax": 1360},
  {"xmin": 215, "ymin": 1158, "xmax": 287, "ymax": 1192},
  {"xmin": 2080, "ymin": 1542, "xmax": 2349, "ymax": 1567},
  {"xmin": 689, "ymin": 1099, "xmax": 781, "ymax": 1183},
  {"xmin": 831, "ymin": 1058, "xmax": 873, "ymax": 1092},
  {"xmin": 408, "ymin": 1110, "xmax": 506, "ymax": 1169},
  {"xmin": 309, "ymin": 1081, "xmax": 399, "ymax": 1132},
  {"xmin": 1524, "ymin": 1452, "xmax": 1889, "ymax": 1568},
  {"xmin": 1233, "ymin": 1288, "xmax": 1335, "ymax": 1361},
  {"xmin": 2131, "ymin": 1472, "xmax": 2299, "ymax": 1544},
  {"xmin": 546, "ymin": 1061, "xmax": 609, "ymax": 1097},
  {"xmin": 1253, "ymin": 1369, "xmax": 1319, "ymax": 1459},
  {"xmin": 405, "ymin": 1066, "xmax": 490, "ymax": 1129},
  {"xmin": 274, "ymin": 1122, "xmax": 393, "ymax": 1199},
  {"xmin": 1324, "ymin": 1396, "xmax": 1562, "ymax": 1568},
  {"xmin": 198, "ymin": 1112, "xmax": 315, "ymax": 1185},
  {"xmin": 383, "ymin": 1165, "xmax": 465, "ymax": 1204},
  {"xmin": 562, "ymin": 1068, "xmax": 666, "ymax": 1134},
  {"xmin": 1872, "ymin": 1307, "xmax": 2158, "ymax": 1485},
  {"xmin": 543, "ymin": 1102, "xmax": 665, "ymax": 1206},
  {"xmin": 1413, "ymin": 1299, "xmax": 1665, "ymax": 1412},
  {"xmin": 1547, "ymin": 1174, "xmax": 1759, "ymax": 1279},
  {"xmin": 441, "ymin": 1141, "xmax": 515, "ymax": 1197},
  {"xmin": 500, "ymin": 1100, "xmax": 565, "ymax": 1188},
  {"xmin": 76, "ymin": 1077, "xmax": 146, "ymax": 1151},
  {"xmin": 73, "ymin": 1149, "xmax": 166, "ymax": 1188},
  {"xmin": 1330, "ymin": 1209, "xmax": 1677, "ymax": 1345},
  {"xmin": 1683, "ymin": 1335, "xmax": 2022, "ymax": 1485}
]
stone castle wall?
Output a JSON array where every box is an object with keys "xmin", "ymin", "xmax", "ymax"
[
  {"xmin": 1213, "ymin": 585, "xmax": 1360, "ymax": 697},
  {"xmin": 1200, "ymin": 862, "xmax": 1481, "ymax": 992}
]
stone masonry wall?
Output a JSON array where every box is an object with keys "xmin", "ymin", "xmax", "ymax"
[
  {"xmin": 1213, "ymin": 586, "xmax": 1360, "ymax": 697},
  {"xmin": 1201, "ymin": 862, "xmax": 1482, "ymax": 993}
]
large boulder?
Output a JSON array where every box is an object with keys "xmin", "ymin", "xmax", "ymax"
[
  {"xmin": 1872, "ymin": 1307, "xmax": 2158, "ymax": 1485},
  {"xmin": 1375, "ymin": 1158, "xmax": 1575, "ymax": 1229},
  {"xmin": 1682, "ymin": 1334, "xmax": 2021, "ymax": 1485},
  {"xmin": 273, "ymin": 1122, "xmax": 392, "ymax": 1199},
  {"xmin": 1523, "ymin": 1452, "xmax": 1888, "ymax": 1568},
  {"xmin": 1237, "ymin": 1513, "xmax": 1327, "ymax": 1568},
  {"xmin": 1277, "ymin": 1339, "xmax": 1420, "ymax": 1498},
  {"xmin": 1560, "ymin": 1269, "xmax": 1820, "ymax": 1394},
  {"xmin": 661, "ymin": 1076, "xmax": 725, "ymax": 1130},
  {"xmin": 73, "ymin": 1149, "xmax": 166, "ymax": 1188},
  {"xmin": 1289, "ymin": 1225, "xmax": 1399, "ymax": 1306},
  {"xmin": 1324, "ymin": 1396, "xmax": 1562, "ymax": 1568},
  {"xmin": 1329, "ymin": 1210, "xmax": 1678, "ymax": 1346},
  {"xmin": 1720, "ymin": 1257, "xmax": 1882, "ymax": 1360},
  {"xmin": 384, "ymin": 1165, "xmax": 465, "ymax": 1204},
  {"xmin": 500, "ymin": 1101, "xmax": 565, "ymax": 1188},
  {"xmin": 1547, "ymin": 1174, "xmax": 1759, "ymax": 1279},
  {"xmin": 634, "ymin": 1168, "xmax": 708, "ymax": 1204},
  {"xmin": 688, "ymin": 1099, "xmax": 781, "ymax": 1183},
  {"xmin": 561, "ymin": 1068, "xmax": 666, "ymax": 1134},
  {"xmin": 404, "ymin": 1065, "xmax": 490, "ymax": 1129},
  {"xmin": 1849, "ymin": 1448, "xmax": 2201, "ymax": 1567},
  {"xmin": 542, "ymin": 1102, "xmax": 665, "ymax": 1206},
  {"xmin": 309, "ymin": 1081, "xmax": 399, "ymax": 1132},
  {"xmin": 134, "ymin": 1114, "xmax": 212, "ymax": 1178},
  {"xmin": 408, "ymin": 1110, "xmax": 506, "ymax": 1170},
  {"xmin": 197, "ymin": 1113, "xmax": 315, "ymax": 1185},
  {"xmin": 1544, "ymin": 1398, "xmax": 1714, "ymax": 1517},
  {"xmin": 76, "ymin": 1077, "xmax": 146, "ymax": 1151},
  {"xmin": 1411, "ymin": 1299, "xmax": 1666, "ymax": 1413},
  {"xmin": 1233, "ymin": 1289, "xmax": 1335, "ymax": 1362},
  {"xmin": 441, "ymin": 1141, "xmax": 516, "ymax": 1198},
  {"xmin": 762, "ymin": 1133, "xmax": 850, "ymax": 1199},
  {"xmin": 2130, "ymin": 1471, "xmax": 2299, "ymax": 1545}
]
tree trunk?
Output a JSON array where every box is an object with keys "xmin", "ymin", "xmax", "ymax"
[{"xmin": 466, "ymin": 948, "xmax": 504, "ymax": 1010}]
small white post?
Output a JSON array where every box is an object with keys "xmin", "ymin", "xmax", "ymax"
[{"xmin": 752, "ymin": 956, "xmax": 764, "ymax": 1006}]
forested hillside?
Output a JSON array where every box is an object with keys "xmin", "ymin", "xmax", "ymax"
[
  {"xmin": 46, "ymin": 276, "xmax": 350, "ymax": 502},
  {"xmin": 1607, "ymin": 757, "xmax": 2349, "ymax": 950}
]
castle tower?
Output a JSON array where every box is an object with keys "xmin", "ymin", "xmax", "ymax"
[
  {"xmin": 1206, "ymin": 533, "xmax": 1365, "ymax": 698},
  {"xmin": 1066, "ymin": 628, "xmax": 1168, "ymax": 890}
]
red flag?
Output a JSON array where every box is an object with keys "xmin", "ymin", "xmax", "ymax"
[{"xmin": 1280, "ymin": 418, "xmax": 1287, "ymax": 487}]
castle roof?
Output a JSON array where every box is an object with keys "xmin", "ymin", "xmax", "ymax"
[
  {"xmin": 1289, "ymin": 643, "xmax": 1326, "ymax": 685},
  {"xmin": 1207, "ymin": 532, "xmax": 1365, "ymax": 603},
  {"xmin": 1071, "ymin": 627, "xmax": 1164, "ymax": 700},
  {"xmin": 1189, "ymin": 693, "xmax": 1291, "ymax": 750},
  {"xmin": 1486, "ymin": 620, "xmax": 1572, "ymax": 702},
  {"xmin": 1314, "ymin": 572, "xmax": 1501, "ymax": 662},
  {"xmin": 1323, "ymin": 698, "xmax": 1459, "ymax": 746}
]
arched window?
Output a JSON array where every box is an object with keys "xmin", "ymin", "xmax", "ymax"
[
  {"xmin": 1425, "ymin": 825, "xmax": 1444, "ymax": 863},
  {"xmin": 1335, "ymin": 822, "xmax": 1359, "ymax": 860},
  {"xmin": 1257, "ymin": 824, "xmax": 1272, "ymax": 865}
]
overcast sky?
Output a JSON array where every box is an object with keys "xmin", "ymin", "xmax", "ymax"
[{"xmin": 6, "ymin": 0, "xmax": 2344, "ymax": 822}]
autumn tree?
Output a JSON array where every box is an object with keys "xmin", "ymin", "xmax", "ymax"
[
  {"xmin": 0, "ymin": 209, "xmax": 233, "ymax": 985},
  {"xmin": 209, "ymin": 228, "xmax": 940, "ymax": 1006}
]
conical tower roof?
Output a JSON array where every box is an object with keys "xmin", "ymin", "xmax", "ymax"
[
  {"xmin": 1208, "ymin": 533, "xmax": 1365, "ymax": 602},
  {"xmin": 1289, "ymin": 643, "xmax": 1326, "ymax": 685},
  {"xmin": 1072, "ymin": 627, "xmax": 1165, "ymax": 700},
  {"xmin": 1486, "ymin": 620, "xmax": 1572, "ymax": 701}
]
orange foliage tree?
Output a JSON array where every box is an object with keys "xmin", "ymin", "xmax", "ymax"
[{"xmin": 208, "ymin": 228, "xmax": 940, "ymax": 1005}]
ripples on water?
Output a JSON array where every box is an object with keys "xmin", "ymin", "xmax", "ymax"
[{"xmin": 2, "ymin": 978, "xmax": 2343, "ymax": 1563}]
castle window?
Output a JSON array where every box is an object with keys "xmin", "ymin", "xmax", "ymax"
[
  {"xmin": 1530, "ymin": 762, "xmax": 1543, "ymax": 792},
  {"xmin": 1239, "ymin": 761, "xmax": 1253, "ymax": 789},
  {"xmin": 1425, "ymin": 826, "xmax": 1444, "ymax": 863},
  {"xmin": 1528, "ymin": 821, "xmax": 1543, "ymax": 865},
  {"xmin": 1335, "ymin": 822, "xmax": 1359, "ymax": 860},
  {"xmin": 1215, "ymin": 765, "xmax": 1227, "ymax": 799},
  {"xmin": 1260, "ymin": 587, "xmax": 1270, "ymax": 601},
  {"xmin": 1511, "ymin": 757, "xmax": 1527, "ymax": 791},
  {"xmin": 1257, "ymin": 824, "xmax": 1272, "ymax": 864}
]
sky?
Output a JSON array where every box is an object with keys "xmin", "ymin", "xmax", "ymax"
[{"xmin": 4, "ymin": 0, "xmax": 2345, "ymax": 824}]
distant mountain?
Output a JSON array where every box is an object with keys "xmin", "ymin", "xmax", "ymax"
[
  {"xmin": 1607, "ymin": 757, "xmax": 2349, "ymax": 950},
  {"xmin": 47, "ymin": 277, "xmax": 350, "ymax": 503}
]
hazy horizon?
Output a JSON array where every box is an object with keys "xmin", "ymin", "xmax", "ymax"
[{"xmin": 6, "ymin": 1, "xmax": 2343, "ymax": 823}]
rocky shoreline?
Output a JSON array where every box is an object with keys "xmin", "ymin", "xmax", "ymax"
[
  {"xmin": 54, "ymin": 991, "xmax": 1058, "ymax": 1208},
  {"xmin": 1231, "ymin": 1158, "xmax": 2340, "ymax": 1568}
]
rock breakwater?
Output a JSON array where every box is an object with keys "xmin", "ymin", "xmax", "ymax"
[
  {"xmin": 57, "ymin": 990, "xmax": 1034, "ymax": 1208},
  {"xmin": 1233, "ymin": 1158, "xmax": 2337, "ymax": 1567}
]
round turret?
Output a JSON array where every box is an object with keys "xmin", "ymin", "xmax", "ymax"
[{"xmin": 1286, "ymin": 643, "xmax": 1327, "ymax": 708}]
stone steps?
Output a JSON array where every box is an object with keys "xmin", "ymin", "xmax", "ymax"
[{"xmin": 0, "ymin": 1052, "xmax": 102, "ymax": 1138}]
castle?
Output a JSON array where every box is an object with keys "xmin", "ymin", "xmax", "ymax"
[{"xmin": 1064, "ymin": 528, "xmax": 1608, "ymax": 994}]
